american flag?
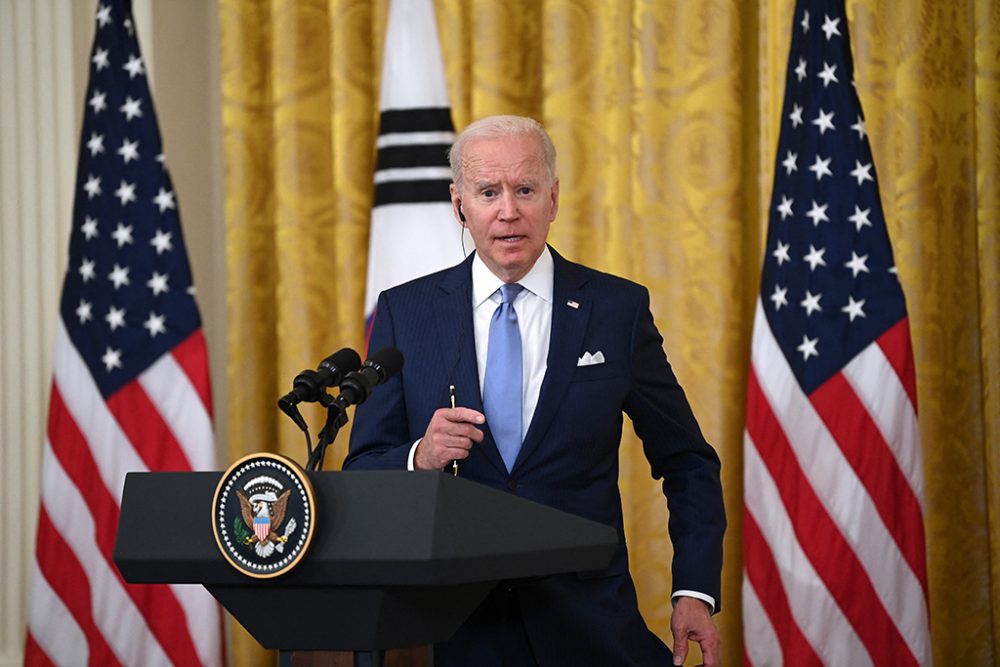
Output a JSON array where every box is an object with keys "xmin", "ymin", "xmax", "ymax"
[
  {"xmin": 25, "ymin": 2, "xmax": 223, "ymax": 665},
  {"xmin": 364, "ymin": 0, "xmax": 464, "ymax": 324},
  {"xmin": 742, "ymin": 1, "xmax": 931, "ymax": 665}
]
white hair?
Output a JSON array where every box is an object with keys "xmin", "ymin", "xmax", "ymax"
[{"xmin": 449, "ymin": 115, "xmax": 557, "ymax": 190}]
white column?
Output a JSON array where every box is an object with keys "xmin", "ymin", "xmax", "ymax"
[{"xmin": 0, "ymin": 1, "xmax": 78, "ymax": 666}]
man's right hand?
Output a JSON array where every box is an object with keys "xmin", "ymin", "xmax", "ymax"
[{"xmin": 413, "ymin": 408, "xmax": 486, "ymax": 470}]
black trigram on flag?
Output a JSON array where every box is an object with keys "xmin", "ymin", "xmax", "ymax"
[
  {"xmin": 364, "ymin": 0, "xmax": 466, "ymax": 319},
  {"xmin": 374, "ymin": 107, "xmax": 454, "ymax": 206}
]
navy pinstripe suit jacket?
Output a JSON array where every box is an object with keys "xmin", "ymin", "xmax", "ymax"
[{"xmin": 344, "ymin": 247, "xmax": 725, "ymax": 666}]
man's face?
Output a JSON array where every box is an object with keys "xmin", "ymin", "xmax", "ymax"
[{"xmin": 450, "ymin": 134, "xmax": 559, "ymax": 283}]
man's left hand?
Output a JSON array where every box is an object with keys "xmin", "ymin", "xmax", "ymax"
[{"xmin": 670, "ymin": 596, "xmax": 720, "ymax": 666}]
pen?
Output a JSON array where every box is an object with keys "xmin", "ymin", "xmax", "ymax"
[{"xmin": 449, "ymin": 385, "xmax": 458, "ymax": 476}]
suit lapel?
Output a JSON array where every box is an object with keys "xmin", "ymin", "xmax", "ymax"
[
  {"xmin": 515, "ymin": 250, "xmax": 591, "ymax": 471},
  {"xmin": 433, "ymin": 255, "xmax": 509, "ymax": 475}
]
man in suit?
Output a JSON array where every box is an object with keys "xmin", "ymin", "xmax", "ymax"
[{"xmin": 344, "ymin": 115, "xmax": 725, "ymax": 666}]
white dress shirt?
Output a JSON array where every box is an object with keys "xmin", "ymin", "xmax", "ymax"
[
  {"xmin": 471, "ymin": 246, "xmax": 553, "ymax": 439},
  {"xmin": 406, "ymin": 248, "xmax": 552, "ymax": 466}
]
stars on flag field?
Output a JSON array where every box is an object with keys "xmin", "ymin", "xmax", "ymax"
[
  {"xmin": 111, "ymin": 222, "xmax": 133, "ymax": 248},
  {"xmin": 821, "ymin": 14, "xmax": 842, "ymax": 41},
  {"xmin": 808, "ymin": 154, "xmax": 832, "ymax": 180},
  {"xmin": 76, "ymin": 299, "xmax": 93, "ymax": 323},
  {"xmin": 844, "ymin": 251, "xmax": 870, "ymax": 278},
  {"xmin": 79, "ymin": 258, "xmax": 96, "ymax": 282},
  {"xmin": 797, "ymin": 334, "xmax": 819, "ymax": 360},
  {"xmin": 805, "ymin": 200, "xmax": 829, "ymax": 226},
  {"xmin": 117, "ymin": 138, "xmax": 140, "ymax": 163},
  {"xmin": 842, "ymin": 295, "xmax": 866, "ymax": 322},
  {"xmin": 107, "ymin": 263, "xmax": 130, "ymax": 289},
  {"xmin": 92, "ymin": 47, "xmax": 110, "ymax": 71},
  {"xmin": 143, "ymin": 312, "xmax": 167, "ymax": 337},
  {"xmin": 800, "ymin": 290, "xmax": 823, "ymax": 316},
  {"xmin": 122, "ymin": 54, "xmax": 144, "ymax": 79},
  {"xmin": 153, "ymin": 187, "xmax": 176, "ymax": 213},
  {"xmin": 101, "ymin": 346, "xmax": 122, "ymax": 371},
  {"xmin": 746, "ymin": 10, "xmax": 930, "ymax": 665},
  {"xmin": 114, "ymin": 180, "xmax": 137, "ymax": 206},
  {"xmin": 82, "ymin": 217, "xmax": 99, "ymax": 240},
  {"xmin": 818, "ymin": 62, "xmax": 839, "ymax": 87},
  {"xmin": 150, "ymin": 229, "xmax": 173, "ymax": 254},
  {"xmin": 73, "ymin": 199, "xmax": 183, "ymax": 345},
  {"xmin": 87, "ymin": 132, "xmax": 105, "ymax": 156},
  {"xmin": 851, "ymin": 114, "xmax": 867, "ymax": 140},
  {"xmin": 105, "ymin": 305, "xmax": 126, "ymax": 331},
  {"xmin": 770, "ymin": 284, "xmax": 789, "ymax": 311},
  {"xmin": 850, "ymin": 160, "xmax": 874, "ymax": 186},
  {"xmin": 812, "ymin": 108, "xmax": 835, "ymax": 135},
  {"xmin": 849, "ymin": 205, "xmax": 872, "ymax": 231},
  {"xmin": 63, "ymin": 3, "xmax": 203, "ymax": 381},
  {"xmin": 89, "ymin": 90, "xmax": 107, "ymax": 114},
  {"xmin": 95, "ymin": 4, "xmax": 112, "ymax": 28},
  {"xmin": 146, "ymin": 272, "xmax": 169, "ymax": 296},
  {"xmin": 782, "ymin": 152, "xmax": 798, "ymax": 175},
  {"xmin": 777, "ymin": 196, "xmax": 794, "ymax": 220},
  {"xmin": 760, "ymin": 4, "xmax": 904, "ymax": 367},
  {"xmin": 120, "ymin": 96, "xmax": 143, "ymax": 121},
  {"xmin": 789, "ymin": 104, "xmax": 804, "ymax": 127},
  {"xmin": 773, "ymin": 240, "xmax": 791, "ymax": 266},
  {"xmin": 84, "ymin": 175, "xmax": 102, "ymax": 199},
  {"xmin": 803, "ymin": 245, "xmax": 827, "ymax": 271}
]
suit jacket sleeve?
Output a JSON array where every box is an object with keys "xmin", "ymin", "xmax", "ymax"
[{"xmin": 624, "ymin": 287, "xmax": 727, "ymax": 610}]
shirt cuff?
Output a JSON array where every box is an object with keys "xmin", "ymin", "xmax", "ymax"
[
  {"xmin": 406, "ymin": 439, "xmax": 421, "ymax": 471},
  {"xmin": 672, "ymin": 590, "xmax": 716, "ymax": 614}
]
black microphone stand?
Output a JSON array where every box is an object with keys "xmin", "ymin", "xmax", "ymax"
[{"xmin": 305, "ymin": 391, "xmax": 350, "ymax": 471}]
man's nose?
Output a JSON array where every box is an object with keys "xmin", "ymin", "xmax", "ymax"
[{"xmin": 497, "ymin": 191, "xmax": 518, "ymax": 220}]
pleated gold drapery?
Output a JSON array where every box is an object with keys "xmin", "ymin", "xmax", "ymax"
[{"xmin": 219, "ymin": 1, "xmax": 999, "ymax": 664}]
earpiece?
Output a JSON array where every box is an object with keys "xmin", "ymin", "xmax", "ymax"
[{"xmin": 456, "ymin": 200, "xmax": 466, "ymax": 224}]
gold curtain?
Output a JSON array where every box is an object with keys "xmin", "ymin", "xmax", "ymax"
[{"xmin": 219, "ymin": 1, "xmax": 999, "ymax": 664}]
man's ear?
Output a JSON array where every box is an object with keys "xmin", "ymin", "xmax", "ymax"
[
  {"xmin": 449, "ymin": 183, "xmax": 465, "ymax": 226},
  {"xmin": 548, "ymin": 178, "xmax": 560, "ymax": 221}
]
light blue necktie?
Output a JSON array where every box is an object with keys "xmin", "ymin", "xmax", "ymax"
[{"xmin": 483, "ymin": 283, "xmax": 524, "ymax": 472}]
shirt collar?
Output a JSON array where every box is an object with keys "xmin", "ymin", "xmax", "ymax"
[{"xmin": 472, "ymin": 246, "xmax": 554, "ymax": 308}]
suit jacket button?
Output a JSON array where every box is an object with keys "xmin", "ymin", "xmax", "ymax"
[{"xmin": 507, "ymin": 479, "xmax": 518, "ymax": 491}]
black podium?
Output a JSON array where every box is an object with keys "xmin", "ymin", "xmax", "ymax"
[{"xmin": 114, "ymin": 470, "xmax": 617, "ymax": 661}]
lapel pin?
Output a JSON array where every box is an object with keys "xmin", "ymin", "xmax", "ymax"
[{"xmin": 567, "ymin": 300, "xmax": 579, "ymax": 309}]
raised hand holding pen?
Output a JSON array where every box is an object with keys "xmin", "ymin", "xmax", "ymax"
[{"xmin": 413, "ymin": 387, "xmax": 484, "ymax": 471}]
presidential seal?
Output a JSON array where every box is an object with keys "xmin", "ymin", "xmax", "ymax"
[{"xmin": 212, "ymin": 453, "xmax": 316, "ymax": 578}]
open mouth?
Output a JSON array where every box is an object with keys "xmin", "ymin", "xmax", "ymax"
[{"xmin": 497, "ymin": 235, "xmax": 524, "ymax": 243}]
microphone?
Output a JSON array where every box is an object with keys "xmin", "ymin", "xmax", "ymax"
[
  {"xmin": 337, "ymin": 347, "xmax": 405, "ymax": 406},
  {"xmin": 278, "ymin": 347, "xmax": 362, "ymax": 411}
]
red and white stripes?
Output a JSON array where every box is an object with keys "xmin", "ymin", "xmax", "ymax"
[
  {"xmin": 743, "ymin": 300, "xmax": 931, "ymax": 666},
  {"xmin": 26, "ymin": 320, "xmax": 222, "ymax": 667}
]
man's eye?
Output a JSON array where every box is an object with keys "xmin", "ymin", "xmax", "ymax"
[
  {"xmin": 519, "ymin": 187, "xmax": 533, "ymax": 195},
  {"xmin": 482, "ymin": 190, "xmax": 496, "ymax": 198}
]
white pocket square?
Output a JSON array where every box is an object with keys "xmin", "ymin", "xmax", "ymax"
[{"xmin": 577, "ymin": 351, "xmax": 605, "ymax": 366}]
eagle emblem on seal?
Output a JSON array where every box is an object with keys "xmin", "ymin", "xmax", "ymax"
[
  {"xmin": 235, "ymin": 487, "xmax": 298, "ymax": 558},
  {"xmin": 213, "ymin": 453, "xmax": 316, "ymax": 577}
]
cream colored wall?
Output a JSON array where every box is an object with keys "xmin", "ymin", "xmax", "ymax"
[
  {"xmin": 0, "ymin": 2, "xmax": 225, "ymax": 665},
  {"xmin": 145, "ymin": 0, "xmax": 227, "ymax": 440}
]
